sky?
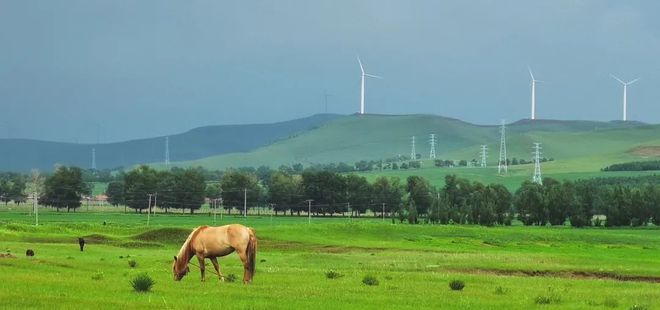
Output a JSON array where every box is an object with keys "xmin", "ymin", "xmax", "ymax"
[{"xmin": 1, "ymin": 0, "xmax": 659, "ymax": 143}]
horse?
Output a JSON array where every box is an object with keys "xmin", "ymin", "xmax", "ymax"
[{"xmin": 172, "ymin": 224, "xmax": 257, "ymax": 283}]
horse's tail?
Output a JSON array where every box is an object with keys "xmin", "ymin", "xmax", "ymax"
[{"xmin": 246, "ymin": 227, "xmax": 257, "ymax": 281}]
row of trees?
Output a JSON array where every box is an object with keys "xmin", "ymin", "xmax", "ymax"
[
  {"xmin": 602, "ymin": 160, "xmax": 660, "ymax": 172},
  {"xmin": 0, "ymin": 172, "xmax": 27, "ymax": 205}
]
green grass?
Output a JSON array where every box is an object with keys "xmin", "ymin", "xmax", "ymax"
[{"xmin": 1, "ymin": 207, "xmax": 659, "ymax": 309}]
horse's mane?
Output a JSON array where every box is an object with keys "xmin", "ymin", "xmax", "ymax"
[{"xmin": 175, "ymin": 226, "xmax": 208, "ymax": 270}]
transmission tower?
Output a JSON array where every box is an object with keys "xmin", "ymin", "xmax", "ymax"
[
  {"xmin": 165, "ymin": 136, "xmax": 171, "ymax": 167},
  {"xmin": 532, "ymin": 142, "xmax": 542, "ymax": 184},
  {"xmin": 429, "ymin": 134, "xmax": 436, "ymax": 159},
  {"xmin": 410, "ymin": 136, "xmax": 416, "ymax": 160},
  {"xmin": 479, "ymin": 145, "xmax": 488, "ymax": 167},
  {"xmin": 91, "ymin": 148, "xmax": 96, "ymax": 171},
  {"xmin": 498, "ymin": 120, "xmax": 508, "ymax": 174}
]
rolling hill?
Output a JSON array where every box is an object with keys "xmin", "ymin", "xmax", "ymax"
[
  {"xmin": 0, "ymin": 114, "xmax": 341, "ymax": 171},
  {"xmin": 178, "ymin": 114, "xmax": 659, "ymax": 176}
]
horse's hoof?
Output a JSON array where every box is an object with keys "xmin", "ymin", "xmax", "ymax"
[{"xmin": 220, "ymin": 277, "xmax": 225, "ymax": 282}]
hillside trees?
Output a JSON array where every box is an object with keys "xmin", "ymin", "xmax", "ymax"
[{"xmin": 220, "ymin": 170, "xmax": 263, "ymax": 215}]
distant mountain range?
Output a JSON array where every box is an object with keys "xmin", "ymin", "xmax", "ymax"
[{"xmin": 0, "ymin": 114, "xmax": 341, "ymax": 171}]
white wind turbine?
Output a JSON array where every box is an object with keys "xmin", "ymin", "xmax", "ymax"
[
  {"xmin": 358, "ymin": 56, "xmax": 382, "ymax": 115},
  {"xmin": 610, "ymin": 74, "xmax": 639, "ymax": 121},
  {"xmin": 528, "ymin": 67, "xmax": 542, "ymax": 120}
]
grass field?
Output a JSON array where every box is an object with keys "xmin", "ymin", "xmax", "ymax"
[{"xmin": 1, "ymin": 205, "xmax": 659, "ymax": 309}]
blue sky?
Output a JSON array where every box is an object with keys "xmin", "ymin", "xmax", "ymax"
[{"xmin": 1, "ymin": 1, "xmax": 659, "ymax": 142}]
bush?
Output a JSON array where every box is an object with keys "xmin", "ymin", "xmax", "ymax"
[
  {"xmin": 130, "ymin": 273, "xmax": 154, "ymax": 293},
  {"xmin": 128, "ymin": 259, "xmax": 137, "ymax": 268},
  {"xmin": 535, "ymin": 296, "xmax": 551, "ymax": 305},
  {"xmin": 362, "ymin": 275, "xmax": 379, "ymax": 286},
  {"xmin": 449, "ymin": 279, "xmax": 465, "ymax": 291},
  {"xmin": 91, "ymin": 272, "xmax": 104, "ymax": 281},
  {"xmin": 325, "ymin": 270, "xmax": 342, "ymax": 279},
  {"xmin": 494, "ymin": 286, "xmax": 508, "ymax": 295},
  {"xmin": 225, "ymin": 274, "xmax": 238, "ymax": 283}
]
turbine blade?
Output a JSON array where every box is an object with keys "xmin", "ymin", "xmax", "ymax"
[
  {"xmin": 365, "ymin": 73, "xmax": 383, "ymax": 79},
  {"xmin": 528, "ymin": 67, "xmax": 535, "ymax": 80},
  {"xmin": 357, "ymin": 56, "xmax": 364, "ymax": 74},
  {"xmin": 628, "ymin": 78, "xmax": 640, "ymax": 85},
  {"xmin": 610, "ymin": 74, "xmax": 625, "ymax": 85}
]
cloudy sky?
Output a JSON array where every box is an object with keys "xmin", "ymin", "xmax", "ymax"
[{"xmin": 1, "ymin": 0, "xmax": 659, "ymax": 142}]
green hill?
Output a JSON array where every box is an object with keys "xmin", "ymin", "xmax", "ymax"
[
  {"xmin": 0, "ymin": 114, "xmax": 340, "ymax": 171},
  {"xmin": 179, "ymin": 115, "xmax": 657, "ymax": 168}
]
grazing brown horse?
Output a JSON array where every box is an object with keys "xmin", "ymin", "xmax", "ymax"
[{"xmin": 172, "ymin": 224, "xmax": 257, "ymax": 283}]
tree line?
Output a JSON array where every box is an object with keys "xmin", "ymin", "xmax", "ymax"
[{"xmin": 602, "ymin": 160, "xmax": 660, "ymax": 172}]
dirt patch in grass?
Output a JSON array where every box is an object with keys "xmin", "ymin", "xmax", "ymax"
[
  {"xmin": 0, "ymin": 253, "xmax": 16, "ymax": 258},
  {"xmin": 132, "ymin": 228, "xmax": 191, "ymax": 244},
  {"xmin": 120, "ymin": 241, "xmax": 163, "ymax": 248},
  {"xmin": 82, "ymin": 234, "xmax": 115, "ymax": 243},
  {"xmin": 450, "ymin": 268, "xmax": 660, "ymax": 283},
  {"xmin": 628, "ymin": 146, "xmax": 660, "ymax": 157}
]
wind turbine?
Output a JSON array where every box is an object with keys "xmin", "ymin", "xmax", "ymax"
[
  {"xmin": 528, "ymin": 67, "xmax": 542, "ymax": 120},
  {"xmin": 357, "ymin": 56, "xmax": 382, "ymax": 115},
  {"xmin": 610, "ymin": 74, "xmax": 639, "ymax": 121}
]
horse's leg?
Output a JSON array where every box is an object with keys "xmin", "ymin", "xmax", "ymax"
[
  {"xmin": 210, "ymin": 257, "xmax": 225, "ymax": 282},
  {"xmin": 196, "ymin": 255, "xmax": 206, "ymax": 282},
  {"xmin": 237, "ymin": 250, "xmax": 250, "ymax": 284}
]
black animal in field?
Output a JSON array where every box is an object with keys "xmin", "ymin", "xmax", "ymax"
[
  {"xmin": 79, "ymin": 238, "xmax": 85, "ymax": 252},
  {"xmin": 25, "ymin": 249, "xmax": 34, "ymax": 257}
]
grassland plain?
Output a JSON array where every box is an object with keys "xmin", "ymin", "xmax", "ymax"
[{"xmin": 1, "ymin": 207, "xmax": 659, "ymax": 309}]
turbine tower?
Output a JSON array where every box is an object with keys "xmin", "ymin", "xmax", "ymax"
[
  {"xmin": 610, "ymin": 74, "xmax": 640, "ymax": 121},
  {"xmin": 498, "ymin": 120, "xmax": 508, "ymax": 174},
  {"xmin": 429, "ymin": 134, "xmax": 436, "ymax": 159},
  {"xmin": 532, "ymin": 143, "xmax": 543, "ymax": 184},
  {"xmin": 410, "ymin": 136, "xmax": 416, "ymax": 160},
  {"xmin": 480, "ymin": 145, "xmax": 488, "ymax": 168},
  {"xmin": 528, "ymin": 67, "xmax": 542, "ymax": 120},
  {"xmin": 165, "ymin": 136, "xmax": 171, "ymax": 167},
  {"xmin": 357, "ymin": 56, "xmax": 382, "ymax": 115}
]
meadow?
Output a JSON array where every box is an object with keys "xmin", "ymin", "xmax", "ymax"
[{"xmin": 1, "ymin": 205, "xmax": 659, "ymax": 309}]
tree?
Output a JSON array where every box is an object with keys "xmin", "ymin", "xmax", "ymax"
[
  {"xmin": 406, "ymin": 176, "xmax": 433, "ymax": 215},
  {"xmin": 514, "ymin": 181, "xmax": 546, "ymax": 225},
  {"xmin": 105, "ymin": 182, "xmax": 125, "ymax": 207},
  {"xmin": 268, "ymin": 172, "xmax": 302, "ymax": 215},
  {"xmin": 345, "ymin": 175, "xmax": 371, "ymax": 216},
  {"xmin": 220, "ymin": 170, "xmax": 262, "ymax": 215},
  {"xmin": 571, "ymin": 182, "xmax": 598, "ymax": 227},
  {"xmin": 490, "ymin": 183, "xmax": 513, "ymax": 225},
  {"xmin": 123, "ymin": 165, "xmax": 158, "ymax": 213},
  {"xmin": 371, "ymin": 176, "xmax": 404, "ymax": 217},
  {"xmin": 603, "ymin": 185, "xmax": 632, "ymax": 227},
  {"xmin": 40, "ymin": 166, "xmax": 86, "ymax": 212},
  {"xmin": 545, "ymin": 179, "xmax": 572, "ymax": 226},
  {"xmin": 173, "ymin": 168, "xmax": 206, "ymax": 214},
  {"xmin": 301, "ymin": 171, "xmax": 346, "ymax": 216},
  {"xmin": 407, "ymin": 199, "xmax": 418, "ymax": 224}
]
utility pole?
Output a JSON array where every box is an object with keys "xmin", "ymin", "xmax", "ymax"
[
  {"xmin": 410, "ymin": 136, "xmax": 416, "ymax": 160},
  {"xmin": 429, "ymin": 134, "xmax": 436, "ymax": 159},
  {"xmin": 243, "ymin": 188, "xmax": 247, "ymax": 217},
  {"xmin": 34, "ymin": 192, "xmax": 39, "ymax": 226},
  {"xmin": 532, "ymin": 143, "xmax": 543, "ymax": 184},
  {"xmin": 306, "ymin": 199, "xmax": 313, "ymax": 224},
  {"xmin": 91, "ymin": 148, "xmax": 96, "ymax": 172},
  {"xmin": 382, "ymin": 203, "xmax": 386, "ymax": 222},
  {"xmin": 480, "ymin": 145, "xmax": 488, "ymax": 168},
  {"xmin": 147, "ymin": 194, "xmax": 152, "ymax": 226},
  {"xmin": 213, "ymin": 199, "xmax": 218, "ymax": 225},
  {"xmin": 348, "ymin": 202, "xmax": 351, "ymax": 222},
  {"xmin": 153, "ymin": 192, "xmax": 158, "ymax": 214},
  {"xmin": 498, "ymin": 120, "xmax": 508, "ymax": 174}
]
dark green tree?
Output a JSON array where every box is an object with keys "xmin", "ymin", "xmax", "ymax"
[
  {"xmin": 40, "ymin": 166, "xmax": 86, "ymax": 212},
  {"xmin": 123, "ymin": 165, "xmax": 158, "ymax": 213},
  {"xmin": 514, "ymin": 181, "xmax": 546, "ymax": 225},
  {"xmin": 105, "ymin": 181, "xmax": 125, "ymax": 207}
]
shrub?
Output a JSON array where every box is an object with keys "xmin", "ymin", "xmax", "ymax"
[
  {"xmin": 494, "ymin": 286, "xmax": 508, "ymax": 295},
  {"xmin": 128, "ymin": 259, "xmax": 137, "ymax": 268},
  {"xmin": 91, "ymin": 272, "xmax": 104, "ymax": 281},
  {"xmin": 535, "ymin": 296, "xmax": 551, "ymax": 305},
  {"xmin": 362, "ymin": 275, "xmax": 379, "ymax": 286},
  {"xmin": 130, "ymin": 273, "xmax": 154, "ymax": 293},
  {"xmin": 449, "ymin": 280, "xmax": 465, "ymax": 291},
  {"xmin": 325, "ymin": 270, "xmax": 342, "ymax": 279},
  {"xmin": 225, "ymin": 274, "xmax": 238, "ymax": 283}
]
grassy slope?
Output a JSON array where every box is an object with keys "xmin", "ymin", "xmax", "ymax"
[
  {"xmin": 177, "ymin": 115, "xmax": 660, "ymax": 189},
  {"xmin": 1, "ymin": 208, "xmax": 659, "ymax": 309}
]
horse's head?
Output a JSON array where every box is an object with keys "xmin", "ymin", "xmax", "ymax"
[{"xmin": 172, "ymin": 256, "xmax": 189, "ymax": 281}]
